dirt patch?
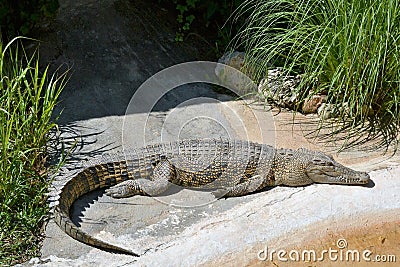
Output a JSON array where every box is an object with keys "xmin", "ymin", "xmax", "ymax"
[
  {"xmin": 253, "ymin": 213, "xmax": 399, "ymax": 267},
  {"xmin": 201, "ymin": 210, "xmax": 399, "ymax": 267}
]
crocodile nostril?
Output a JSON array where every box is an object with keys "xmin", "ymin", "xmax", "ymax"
[{"xmin": 360, "ymin": 172, "xmax": 370, "ymax": 182}]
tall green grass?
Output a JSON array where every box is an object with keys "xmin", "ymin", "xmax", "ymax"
[
  {"xmin": 233, "ymin": 0, "xmax": 400, "ymax": 148},
  {"xmin": 0, "ymin": 38, "xmax": 67, "ymax": 265}
]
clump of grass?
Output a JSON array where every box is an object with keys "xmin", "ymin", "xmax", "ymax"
[
  {"xmin": 0, "ymin": 38, "xmax": 67, "ymax": 265},
  {"xmin": 232, "ymin": 0, "xmax": 400, "ymax": 149}
]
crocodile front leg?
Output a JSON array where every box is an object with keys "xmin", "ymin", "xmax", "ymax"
[
  {"xmin": 213, "ymin": 175, "xmax": 266, "ymax": 198},
  {"xmin": 105, "ymin": 159, "xmax": 173, "ymax": 198}
]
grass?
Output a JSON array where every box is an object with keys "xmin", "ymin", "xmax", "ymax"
[
  {"xmin": 0, "ymin": 38, "xmax": 67, "ymax": 265},
  {"xmin": 232, "ymin": 0, "xmax": 400, "ymax": 149}
]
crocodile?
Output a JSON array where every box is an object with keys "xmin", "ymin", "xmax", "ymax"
[{"xmin": 52, "ymin": 139, "xmax": 370, "ymax": 256}]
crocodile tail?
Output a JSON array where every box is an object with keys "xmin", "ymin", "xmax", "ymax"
[{"xmin": 53, "ymin": 165, "xmax": 139, "ymax": 256}]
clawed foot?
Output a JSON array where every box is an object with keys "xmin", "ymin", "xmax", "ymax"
[
  {"xmin": 105, "ymin": 181, "xmax": 136, "ymax": 198},
  {"xmin": 211, "ymin": 188, "xmax": 229, "ymax": 199}
]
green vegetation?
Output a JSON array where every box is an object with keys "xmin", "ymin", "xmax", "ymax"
[
  {"xmin": 233, "ymin": 0, "xmax": 400, "ymax": 148},
  {"xmin": 161, "ymin": 0, "xmax": 242, "ymax": 54},
  {"xmin": 172, "ymin": 0, "xmax": 198, "ymax": 42},
  {"xmin": 0, "ymin": 38, "xmax": 67, "ymax": 265},
  {"xmin": 0, "ymin": 0, "xmax": 59, "ymax": 40}
]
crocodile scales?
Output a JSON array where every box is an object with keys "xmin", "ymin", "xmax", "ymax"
[{"xmin": 53, "ymin": 139, "xmax": 370, "ymax": 256}]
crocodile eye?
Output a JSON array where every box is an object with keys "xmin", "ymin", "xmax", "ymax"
[{"xmin": 311, "ymin": 158, "xmax": 333, "ymax": 166}]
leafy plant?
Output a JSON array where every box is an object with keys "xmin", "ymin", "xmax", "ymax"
[
  {"xmin": 233, "ymin": 0, "xmax": 400, "ymax": 149},
  {"xmin": 0, "ymin": 37, "xmax": 67, "ymax": 265},
  {"xmin": 0, "ymin": 0, "xmax": 59, "ymax": 40},
  {"xmin": 160, "ymin": 0, "xmax": 242, "ymax": 48},
  {"xmin": 172, "ymin": 0, "xmax": 199, "ymax": 41}
]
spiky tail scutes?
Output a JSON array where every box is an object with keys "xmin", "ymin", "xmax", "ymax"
[{"xmin": 53, "ymin": 164, "xmax": 140, "ymax": 256}]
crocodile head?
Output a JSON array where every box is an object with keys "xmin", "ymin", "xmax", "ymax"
[
  {"xmin": 273, "ymin": 148, "xmax": 370, "ymax": 186},
  {"xmin": 305, "ymin": 155, "xmax": 370, "ymax": 185}
]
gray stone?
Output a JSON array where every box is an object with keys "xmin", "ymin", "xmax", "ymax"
[
  {"xmin": 258, "ymin": 68, "xmax": 301, "ymax": 108},
  {"xmin": 215, "ymin": 51, "xmax": 256, "ymax": 95},
  {"xmin": 318, "ymin": 103, "xmax": 336, "ymax": 119},
  {"xmin": 317, "ymin": 102, "xmax": 350, "ymax": 119},
  {"xmin": 217, "ymin": 51, "xmax": 246, "ymax": 71}
]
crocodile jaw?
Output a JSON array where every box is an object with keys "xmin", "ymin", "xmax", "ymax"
[{"xmin": 306, "ymin": 164, "xmax": 370, "ymax": 185}]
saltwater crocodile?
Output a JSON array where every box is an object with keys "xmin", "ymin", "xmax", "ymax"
[{"xmin": 52, "ymin": 139, "xmax": 370, "ymax": 256}]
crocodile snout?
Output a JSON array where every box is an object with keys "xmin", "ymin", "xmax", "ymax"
[{"xmin": 358, "ymin": 172, "xmax": 370, "ymax": 184}]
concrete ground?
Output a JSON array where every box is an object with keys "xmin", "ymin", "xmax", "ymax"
[{"xmin": 20, "ymin": 0, "xmax": 400, "ymax": 266}]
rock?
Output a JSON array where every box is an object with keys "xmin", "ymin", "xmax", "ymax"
[
  {"xmin": 217, "ymin": 51, "xmax": 246, "ymax": 71},
  {"xmin": 258, "ymin": 68, "xmax": 301, "ymax": 108},
  {"xmin": 317, "ymin": 103, "xmax": 341, "ymax": 119},
  {"xmin": 317, "ymin": 103, "xmax": 335, "ymax": 119},
  {"xmin": 215, "ymin": 51, "xmax": 256, "ymax": 94},
  {"xmin": 302, "ymin": 95, "xmax": 326, "ymax": 114},
  {"xmin": 318, "ymin": 102, "xmax": 351, "ymax": 119},
  {"xmin": 28, "ymin": 257, "xmax": 41, "ymax": 264}
]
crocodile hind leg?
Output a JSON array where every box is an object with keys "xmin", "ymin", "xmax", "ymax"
[{"xmin": 105, "ymin": 159, "xmax": 173, "ymax": 198}]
